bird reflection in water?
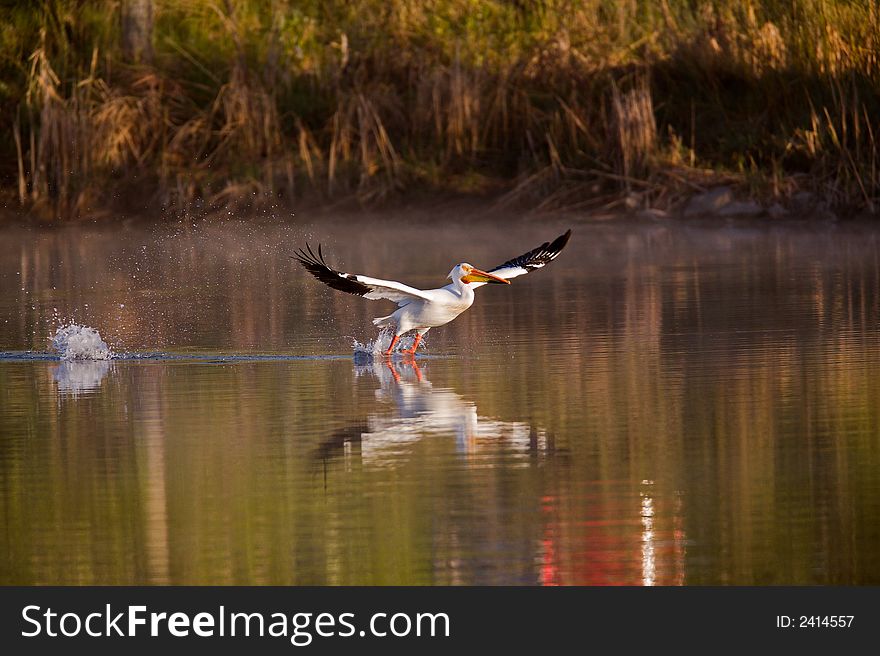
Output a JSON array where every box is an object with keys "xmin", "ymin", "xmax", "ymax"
[
  {"xmin": 315, "ymin": 359, "xmax": 550, "ymax": 470},
  {"xmin": 52, "ymin": 360, "xmax": 113, "ymax": 396}
]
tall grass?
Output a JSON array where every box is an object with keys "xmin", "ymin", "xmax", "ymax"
[{"xmin": 1, "ymin": 0, "xmax": 879, "ymax": 218}]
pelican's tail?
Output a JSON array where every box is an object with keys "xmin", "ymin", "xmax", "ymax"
[{"xmin": 372, "ymin": 314, "xmax": 395, "ymax": 328}]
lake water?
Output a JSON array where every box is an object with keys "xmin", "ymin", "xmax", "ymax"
[{"xmin": 2, "ymin": 214, "xmax": 880, "ymax": 585}]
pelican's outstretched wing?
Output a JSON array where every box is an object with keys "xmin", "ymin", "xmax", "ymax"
[
  {"xmin": 293, "ymin": 244, "xmax": 433, "ymax": 305},
  {"xmin": 470, "ymin": 229, "xmax": 572, "ymax": 288}
]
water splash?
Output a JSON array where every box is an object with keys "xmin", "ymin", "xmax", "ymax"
[
  {"xmin": 50, "ymin": 324, "xmax": 113, "ymax": 361},
  {"xmin": 352, "ymin": 328, "xmax": 394, "ymax": 361},
  {"xmin": 352, "ymin": 329, "xmax": 423, "ymax": 363}
]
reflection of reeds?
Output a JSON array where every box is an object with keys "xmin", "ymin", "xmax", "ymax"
[
  {"xmin": 5, "ymin": 1, "xmax": 880, "ymax": 218},
  {"xmin": 5, "ymin": 222, "xmax": 880, "ymax": 584}
]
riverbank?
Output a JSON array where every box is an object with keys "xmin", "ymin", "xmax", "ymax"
[
  {"xmin": 2, "ymin": 184, "xmax": 869, "ymax": 228},
  {"xmin": 2, "ymin": 1, "xmax": 879, "ymax": 220}
]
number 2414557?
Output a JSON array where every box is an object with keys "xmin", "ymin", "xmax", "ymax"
[{"xmin": 776, "ymin": 616, "xmax": 854, "ymax": 628}]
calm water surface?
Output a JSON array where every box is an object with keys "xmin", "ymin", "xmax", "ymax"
[{"xmin": 1, "ymin": 216, "xmax": 880, "ymax": 585}]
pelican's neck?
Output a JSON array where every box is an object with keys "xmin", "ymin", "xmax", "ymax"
[{"xmin": 448, "ymin": 276, "xmax": 474, "ymax": 300}]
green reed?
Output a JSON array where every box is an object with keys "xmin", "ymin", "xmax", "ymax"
[{"xmin": 1, "ymin": 0, "xmax": 878, "ymax": 218}]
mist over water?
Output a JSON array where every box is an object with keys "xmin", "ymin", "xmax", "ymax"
[{"xmin": 2, "ymin": 215, "xmax": 880, "ymax": 585}]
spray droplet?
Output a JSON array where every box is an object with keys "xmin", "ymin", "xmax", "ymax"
[{"xmin": 50, "ymin": 324, "xmax": 113, "ymax": 361}]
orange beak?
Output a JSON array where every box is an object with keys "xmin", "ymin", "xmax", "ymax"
[{"xmin": 462, "ymin": 267, "xmax": 511, "ymax": 285}]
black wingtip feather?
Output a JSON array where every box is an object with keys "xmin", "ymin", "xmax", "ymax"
[
  {"xmin": 292, "ymin": 243, "xmax": 373, "ymax": 297},
  {"xmin": 553, "ymin": 229, "xmax": 572, "ymax": 253},
  {"xmin": 491, "ymin": 229, "xmax": 572, "ymax": 273}
]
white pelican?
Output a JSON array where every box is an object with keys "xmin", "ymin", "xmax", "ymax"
[{"xmin": 294, "ymin": 229, "xmax": 572, "ymax": 355}]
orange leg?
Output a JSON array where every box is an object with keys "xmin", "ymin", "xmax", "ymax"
[
  {"xmin": 404, "ymin": 333, "xmax": 422, "ymax": 355},
  {"xmin": 384, "ymin": 334, "xmax": 400, "ymax": 356}
]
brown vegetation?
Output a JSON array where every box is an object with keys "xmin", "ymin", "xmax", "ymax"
[{"xmin": 1, "ymin": 1, "xmax": 879, "ymax": 219}]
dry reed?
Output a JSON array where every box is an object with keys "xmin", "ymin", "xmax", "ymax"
[{"xmin": 3, "ymin": 1, "xmax": 879, "ymax": 218}]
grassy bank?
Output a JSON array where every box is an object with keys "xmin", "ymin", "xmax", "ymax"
[{"xmin": 1, "ymin": 0, "xmax": 879, "ymax": 219}]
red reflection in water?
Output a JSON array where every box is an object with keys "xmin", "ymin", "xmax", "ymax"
[{"xmin": 539, "ymin": 487, "xmax": 686, "ymax": 586}]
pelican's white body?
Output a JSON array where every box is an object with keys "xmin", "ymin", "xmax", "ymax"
[
  {"xmin": 372, "ymin": 269, "xmax": 476, "ymax": 337},
  {"xmin": 294, "ymin": 230, "xmax": 571, "ymax": 352}
]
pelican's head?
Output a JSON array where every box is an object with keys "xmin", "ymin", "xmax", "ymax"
[{"xmin": 448, "ymin": 263, "xmax": 511, "ymax": 285}]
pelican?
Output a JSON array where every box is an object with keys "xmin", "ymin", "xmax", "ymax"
[{"xmin": 293, "ymin": 229, "xmax": 572, "ymax": 355}]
